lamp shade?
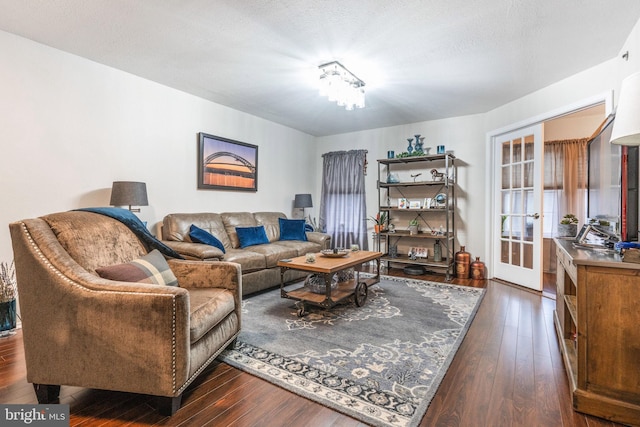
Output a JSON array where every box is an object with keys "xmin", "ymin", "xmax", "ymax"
[
  {"xmin": 294, "ymin": 194, "xmax": 313, "ymax": 209},
  {"xmin": 611, "ymin": 71, "xmax": 640, "ymax": 146},
  {"xmin": 109, "ymin": 181, "xmax": 148, "ymax": 208}
]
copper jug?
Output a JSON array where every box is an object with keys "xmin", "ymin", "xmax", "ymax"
[
  {"xmin": 455, "ymin": 246, "xmax": 471, "ymax": 279},
  {"xmin": 470, "ymin": 257, "xmax": 485, "ymax": 280}
]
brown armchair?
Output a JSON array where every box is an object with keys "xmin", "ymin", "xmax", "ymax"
[{"xmin": 9, "ymin": 211, "xmax": 242, "ymax": 415}]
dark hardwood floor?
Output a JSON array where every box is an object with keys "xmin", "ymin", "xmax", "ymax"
[{"xmin": 0, "ymin": 268, "xmax": 626, "ymax": 426}]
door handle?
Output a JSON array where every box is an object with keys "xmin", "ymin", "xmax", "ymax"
[{"xmin": 526, "ymin": 213, "xmax": 540, "ymax": 219}]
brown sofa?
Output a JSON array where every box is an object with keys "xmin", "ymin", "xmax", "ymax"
[
  {"xmin": 9, "ymin": 211, "xmax": 242, "ymax": 415},
  {"xmin": 161, "ymin": 212, "xmax": 331, "ymax": 295}
]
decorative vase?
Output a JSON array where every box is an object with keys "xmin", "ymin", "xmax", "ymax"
[
  {"xmin": 470, "ymin": 257, "xmax": 486, "ymax": 280},
  {"xmin": 0, "ymin": 299, "xmax": 17, "ymax": 335},
  {"xmin": 407, "ymin": 138, "xmax": 414, "ymax": 154},
  {"xmin": 417, "ymin": 136, "xmax": 425, "ymax": 153},
  {"xmin": 455, "ymin": 246, "xmax": 471, "ymax": 279},
  {"xmin": 433, "ymin": 239, "xmax": 442, "ymax": 262},
  {"xmin": 414, "ymin": 135, "xmax": 422, "ymax": 152},
  {"xmin": 409, "ymin": 224, "xmax": 418, "ymax": 235}
]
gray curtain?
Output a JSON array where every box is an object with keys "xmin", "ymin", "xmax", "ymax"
[{"xmin": 319, "ymin": 150, "xmax": 369, "ymax": 250}]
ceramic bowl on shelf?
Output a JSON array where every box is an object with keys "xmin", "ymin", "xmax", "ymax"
[{"xmin": 320, "ymin": 249, "xmax": 350, "ymax": 258}]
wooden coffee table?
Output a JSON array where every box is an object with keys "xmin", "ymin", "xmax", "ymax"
[{"xmin": 277, "ymin": 250, "xmax": 382, "ymax": 317}]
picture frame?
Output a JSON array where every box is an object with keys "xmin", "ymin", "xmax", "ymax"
[
  {"xmin": 409, "ymin": 200, "xmax": 421, "ymax": 209},
  {"xmin": 198, "ymin": 132, "xmax": 258, "ymax": 191},
  {"xmin": 397, "ymin": 198, "xmax": 408, "ymax": 209},
  {"xmin": 408, "ymin": 246, "xmax": 428, "ymax": 258}
]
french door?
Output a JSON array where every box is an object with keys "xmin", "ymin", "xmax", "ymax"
[{"xmin": 492, "ymin": 124, "xmax": 543, "ymax": 291}]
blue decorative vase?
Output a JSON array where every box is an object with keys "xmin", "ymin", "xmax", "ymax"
[
  {"xmin": 0, "ymin": 300, "xmax": 16, "ymax": 333},
  {"xmin": 407, "ymin": 138, "xmax": 414, "ymax": 153}
]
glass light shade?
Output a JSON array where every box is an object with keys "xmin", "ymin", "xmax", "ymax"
[
  {"xmin": 611, "ymin": 71, "xmax": 640, "ymax": 146},
  {"xmin": 318, "ymin": 61, "xmax": 365, "ymax": 110}
]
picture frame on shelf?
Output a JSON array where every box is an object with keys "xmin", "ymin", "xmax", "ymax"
[
  {"xmin": 397, "ymin": 198, "xmax": 408, "ymax": 209},
  {"xmin": 408, "ymin": 246, "xmax": 428, "ymax": 258},
  {"xmin": 198, "ymin": 132, "xmax": 258, "ymax": 191},
  {"xmin": 409, "ymin": 200, "xmax": 421, "ymax": 209}
]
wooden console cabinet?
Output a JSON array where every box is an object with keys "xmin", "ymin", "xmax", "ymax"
[{"xmin": 554, "ymin": 239, "xmax": 640, "ymax": 426}]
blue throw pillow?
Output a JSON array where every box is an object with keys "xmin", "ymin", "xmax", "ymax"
[
  {"xmin": 279, "ymin": 218, "xmax": 308, "ymax": 241},
  {"xmin": 236, "ymin": 225, "xmax": 269, "ymax": 248},
  {"xmin": 189, "ymin": 224, "xmax": 226, "ymax": 253}
]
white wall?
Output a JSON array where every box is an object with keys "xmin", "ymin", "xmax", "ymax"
[
  {"xmin": 0, "ymin": 30, "xmax": 316, "ymax": 263},
  {"xmin": 544, "ymin": 105, "xmax": 605, "ymax": 141}
]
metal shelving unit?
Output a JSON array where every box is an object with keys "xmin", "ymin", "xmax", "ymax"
[{"xmin": 377, "ymin": 154, "xmax": 457, "ymax": 279}]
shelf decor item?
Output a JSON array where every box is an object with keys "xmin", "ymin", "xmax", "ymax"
[
  {"xmin": 409, "ymin": 219, "xmax": 419, "ymax": 235},
  {"xmin": 434, "ymin": 192, "xmax": 447, "ymax": 207},
  {"xmin": 433, "ymin": 240, "xmax": 442, "ymax": 262},
  {"xmin": 455, "ymin": 246, "xmax": 471, "ymax": 279},
  {"xmin": 414, "ymin": 134, "xmax": 423, "ymax": 153},
  {"xmin": 470, "ymin": 257, "xmax": 486, "ymax": 279},
  {"xmin": 0, "ymin": 261, "xmax": 17, "ymax": 336},
  {"xmin": 407, "ymin": 138, "xmax": 414, "ymax": 153},
  {"xmin": 369, "ymin": 212, "xmax": 388, "ymax": 233},
  {"xmin": 387, "ymin": 173, "xmax": 400, "ymax": 183}
]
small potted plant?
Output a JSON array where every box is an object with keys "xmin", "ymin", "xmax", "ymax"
[
  {"xmin": 0, "ymin": 261, "xmax": 18, "ymax": 336},
  {"xmin": 408, "ymin": 218, "xmax": 419, "ymax": 235},
  {"xmin": 369, "ymin": 212, "xmax": 388, "ymax": 233},
  {"xmin": 558, "ymin": 214, "xmax": 579, "ymax": 237}
]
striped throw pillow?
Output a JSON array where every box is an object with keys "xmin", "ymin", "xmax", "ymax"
[{"xmin": 96, "ymin": 249, "xmax": 178, "ymax": 286}]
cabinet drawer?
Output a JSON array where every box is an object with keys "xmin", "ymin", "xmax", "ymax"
[
  {"xmin": 556, "ymin": 244, "xmax": 577, "ymax": 284},
  {"xmin": 565, "ymin": 257, "xmax": 577, "ymax": 284}
]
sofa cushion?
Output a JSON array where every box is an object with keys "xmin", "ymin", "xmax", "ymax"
[
  {"xmin": 278, "ymin": 218, "xmax": 307, "ymax": 241},
  {"xmin": 188, "ymin": 287, "xmax": 235, "ymax": 344},
  {"xmin": 244, "ymin": 243, "xmax": 299, "ymax": 268},
  {"xmin": 163, "ymin": 213, "xmax": 232, "ymax": 249},
  {"xmin": 274, "ymin": 240, "xmax": 323, "ymax": 256},
  {"xmin": 236, "ymin": 225, "xmax": 269, "ymax": 248},
  {"xmin": 254, "ymin": 212, "xmax": 286, "ymax": 242},
  {"xmin": 222, "ymin": 249, "xmax": 267, "ymax": 272},
  {"xmin": 221, "ymin": 212, "xmax": 257, "ymax": 248},
  {"xmin": 189, "ymin": 224, "xmax": 226, "ymax": 253},
  {"xmin": 95, "ymin": 249, "xmax": 178, "ymax": 287}
]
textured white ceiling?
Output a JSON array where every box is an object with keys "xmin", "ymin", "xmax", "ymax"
[{"xmin": 1, "ymin": 0, "xmax": 639, "ymax": 136}]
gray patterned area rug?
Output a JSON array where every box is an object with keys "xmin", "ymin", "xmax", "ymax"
[{"xmin": 220, "ymin": 275, "xmax": 485, "ymax": 427}]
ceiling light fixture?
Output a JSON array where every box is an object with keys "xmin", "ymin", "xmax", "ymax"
[{"xmin": 318, "ymin": 61, "xmax": 365, "ymax": 110}]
